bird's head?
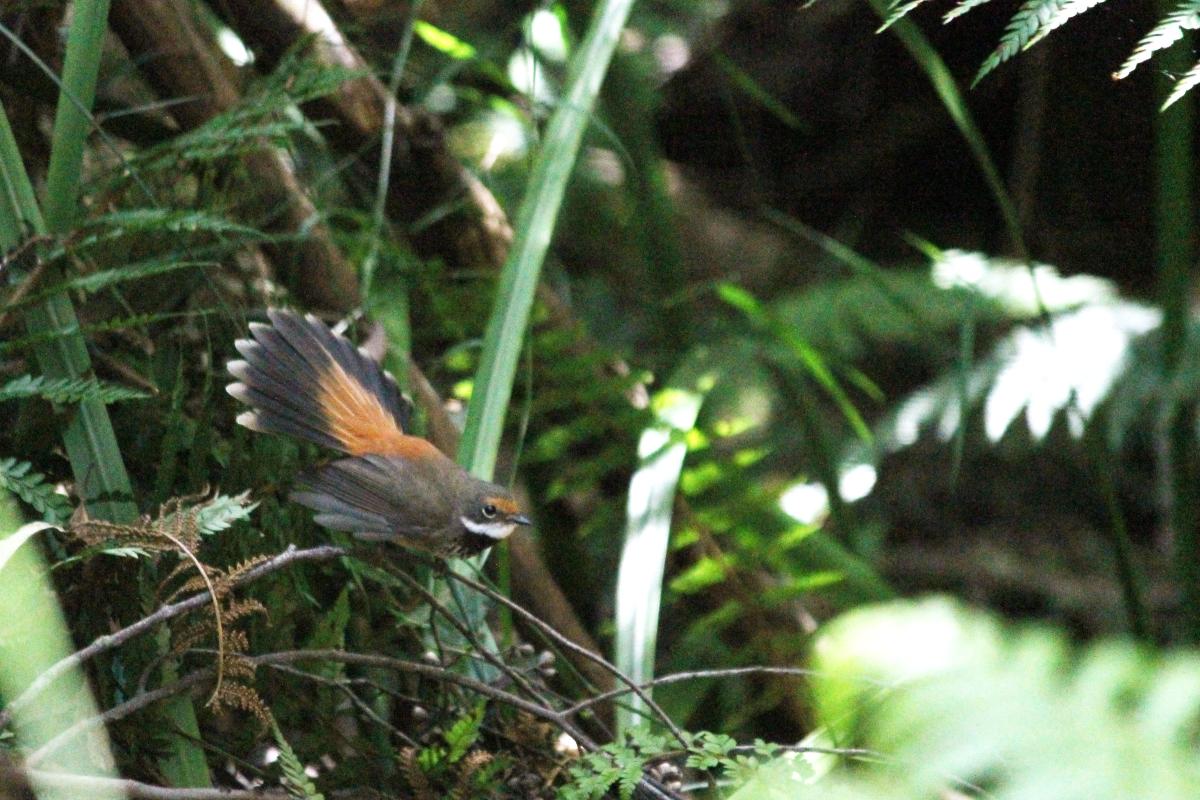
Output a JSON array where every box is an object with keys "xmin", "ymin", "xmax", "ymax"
[{"xmin": 453, "ymin": 480, "xmax": 532, "ymax": 555}]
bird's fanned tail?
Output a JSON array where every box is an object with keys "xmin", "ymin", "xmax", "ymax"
[{"xmin": 226, "ymin": 309, "xmax": 430, "ymax": 457}]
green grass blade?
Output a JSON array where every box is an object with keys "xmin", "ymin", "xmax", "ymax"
[
  {"xmin": 0, "ymin": 110, "xmax": 40, "ymax": 227},
  {"xmin": 0, "ymin": 500, "xmax": 122, "ymax": 800},
  {"xmin": 761, "ymin": 207, "xmax": 926, "ymax": 323},
  {"xmin": 712, "ymin": 51, "xmax": 808, "ymax": 132},
  {"xmin": 457, "ymin": 0, "xmax": 637, "ymax": 481},
  {"xmin": 0, "ymin": 111, "xmax": 134, "ymax": 524},
  {"xmin": 718, "ymin": 283, "xmax": 873, "ymax": 444},
  {"xmin": 52, "ymin": 3, "xmax": 208, "ymax": 784},
  {"xmin": 615, "ymin": 375, "xmax": 708, "ymax": 733},
  {"xmin": 447, "ymin": 0, "xmax": 637, "ymax": 655},
  {"xmin": 43, "ymin": 0, "xmax": 108, "ymax": 231}
]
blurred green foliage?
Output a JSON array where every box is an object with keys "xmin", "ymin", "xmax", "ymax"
[{"xmin": 1, "ymin": 0, "xmax": 1198, "ymax": 798}]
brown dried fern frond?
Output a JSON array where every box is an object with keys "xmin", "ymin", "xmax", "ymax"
[
  {"xmin": 170, "ymin": 620, "xmax": 216, "ymax": 659},
  {"xmin": 222, "ymin": 629, "xmax": 250, "ymax": 655},
  {"xmin": 399, "ymin": 747, "xmax": 435, "ymax": 800},
  {"xmin": 69, "ymin": 517, "xmax": 170, "ymax": 550},
  {"xmin": 169, "ymin": 592, "xmax": 267, "ymax": 720},
  {"xmin": 70, "ymin": 490, "xmax": 264, "ymax": 712},
  {"xmin": 158, "ymin": 559, "xmax": 202, "ymax": 598},
  {"xmin": 209, "ymin": 679, "xmax": 271, "ymax": 724},
  {"xmin": 163, "ymin": 570, "xmax": 227, "ymax": 604},
  {"xmin": 451, "ymin": 750, "xmax": 495, "ymax": 800},
  {"xmin": 69, "ymin": 491, "xmax": 227, "ymax": 703},
  {"xmin": 222, "ymin": 553, "xmax": 275, "ymax": 582},
  {"xmin": 188, "ymin": 598, "xmax": 265, "ymax": 655},
  {"xmin": 163, "ymin": 553, "xmax": 275, "ymax": 605},
  {"xmin": 222, "ymin": 597, "xmax": 268, "ymax": 626},
  {"xmin": 222, "ymin": 653, "xmax": 257, "ymax": 681}
]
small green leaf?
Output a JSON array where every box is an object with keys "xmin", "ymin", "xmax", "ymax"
[
  {"xmin": 669, "ymin": 555, "xmax": 728, "ymax": 594},
  {"xmin": 716, "ymin": 282, "xmax": 766, "ymax": 322},
  {"xmin": 413, "ymin": 20, "xmax": 477, "ymax": 60}
]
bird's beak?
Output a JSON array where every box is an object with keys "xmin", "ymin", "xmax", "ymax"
[{"xmin": 512, "ymin": 514, "xmax": 533, "ymax": 527}]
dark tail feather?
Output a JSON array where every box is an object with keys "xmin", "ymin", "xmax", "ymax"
[
  {"xmin": 226, "ymin": 309, "xmax": 411, "ymax": 452},
  {"xmin": 267, "ymin": 310, "xmax": 411, "ymax": 432}
]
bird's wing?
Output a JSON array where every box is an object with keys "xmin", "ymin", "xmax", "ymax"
[
  {"xmin": 227, "ymin": 309, "xmax": 440, "ymax": 460},
  {"xmin": 290, "ymin": 454, "xmax": 454, "ymax": 547}
]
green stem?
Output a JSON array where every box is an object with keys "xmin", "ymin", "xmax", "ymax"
[
  {"xmin": 871, "ymin": 5, "xmax": 1027, "ymax": 259},
  {"xmin": 1155, "ymin": 10, "xmax": 1198, "ymax": 642},
  {"xmin": 443, "ymin": 0, "xmax": 638, "ymax": 675},
  {"xmin": 1089, "ymin": 418, "xmax": 1150, "ymax": 640}
]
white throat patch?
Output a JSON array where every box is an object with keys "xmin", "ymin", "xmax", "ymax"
[{"xmin": 460, "ymin": 516, "xmax": 516, "ymax": 540}]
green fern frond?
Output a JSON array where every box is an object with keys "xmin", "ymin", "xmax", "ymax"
[
  {"xmin": 0, "ymin": 458, "xmax": 71, "ymax": 524},
  {"xmin": 254, "ymin": 49, "xmax": 363, "ymax": 107},
  {"xmin": 73, "ymin": 209, "xmax": 265, "ymax": 246},
  {"xmin": 14, "ymin": 259, "xmax": 216, "ymax": 312},
  {"xmin": 877, "ymin": 0, "xmax": 938, "ymax": 32},
  {"xmin": 444, "ymin": 703, "xmax": 485, "ymax": 764},
  {"xmin": 0, "ymin": 375, "xmax": 148, "ymax": 405},
  {"xmin": 271, "ymin": 721, "xmax": 325, "ymax": 800},
  {"xmin": 1163, "ymin": 58, "xmax": 1200, "ymax": 108},
  {"xmin": 191, "ymin": 491, "xmax": 258, "ymax": 536},
  {"xmin": 0, "ymin": 310, "xmax": 214, "ymax": 355},
  {"xmin": 133, "ymin": 119, "xmax": 310, "ymax": 171},
  {"xmin": 974, "ymin": 0, "xmax": 1068, "ymax": 85},
  {"xmin": 1114, "ymin": 0, "xmax": 1200, "ymax": 80},
  {"xmin": 126, "ymin": 53, "xmax": 359, "ymax": 175},
  {"xmin": 1025, "ymin": 0, "xmax": 1108, "ymax": 46},
  {"xmin": 942, "ymin": 0, "xmax": 1000, "ymax": 24}
]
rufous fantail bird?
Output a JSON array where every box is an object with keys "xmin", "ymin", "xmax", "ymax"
[{"xmin": 226, "ymin": 309, "xmax": 531, "ymax": 557}]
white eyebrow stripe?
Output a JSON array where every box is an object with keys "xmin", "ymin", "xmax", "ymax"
[{"xmin": 460, "ymin": 516, "xmax": 515, "ymax": 540}]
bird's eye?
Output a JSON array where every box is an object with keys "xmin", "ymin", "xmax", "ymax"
[{"xmin": 481, "ymin": 503, "xmax": 498, "ymax": 519}]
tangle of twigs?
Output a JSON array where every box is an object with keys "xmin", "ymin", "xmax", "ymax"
[{"xmin": 5, "ymin": 542, "xmax": 876, "ymax": 800}]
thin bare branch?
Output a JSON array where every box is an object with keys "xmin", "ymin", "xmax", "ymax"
[
  {"xmin": 26, "ymin": 648, "xmax": 583, "ymax": 767},
  {"xmin": 0, "ymin": 545, "xmax": 346, "ymax": 728},
  {"xmin": 16, "ymin": 769, "xmax": 291, "ymax": 800},
  {"xmin": 26, "ymin": 649, "xmax": 683, "ymax": 800},
  {"xmin": 561, "ymin": 665, "xmax": 837, "ymax": 718},
  {"xmin": 441, "ymin": 564, "xmax": 690, "ymax": 748},
  {"xmin": 263, "ymin": 661, "xmax": 419, "ymax": 748},
  {"xmin": 375, "ymin": 556, "xmax": 555, "ymax": 709}
]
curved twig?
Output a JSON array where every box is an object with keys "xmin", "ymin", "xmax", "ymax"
[{"xmin": 153, "ymin": 526, "xmax": 224, "ymax": 706}]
